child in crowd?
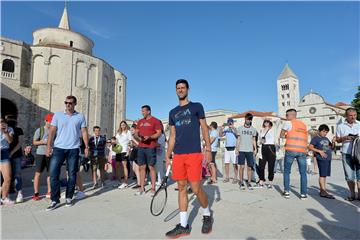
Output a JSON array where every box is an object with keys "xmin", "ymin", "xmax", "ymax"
[
  {"xmin": 108, "ymin": 137, "xmax": 122, "ymax": 181},
  {"xmin": 309, "ymin": 124, "xmax": 335, "ymax": 199}
]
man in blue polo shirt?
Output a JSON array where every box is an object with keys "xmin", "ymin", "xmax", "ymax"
[{"xmin": 45, "ymin": 96, "xmax": 89, "ymax": 211}]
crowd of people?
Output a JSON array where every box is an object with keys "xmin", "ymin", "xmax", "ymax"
[{"xmin": 1, "ymin": 79, "xmax": 359, "ymax": 238}]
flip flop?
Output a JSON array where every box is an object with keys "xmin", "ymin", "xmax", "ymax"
[
  {"xmin": 320, "ymin": 194, "xmax": 335, "ymax": 199},
  {"xmin": 345, "ymin": 196, "xmax": 355, "ymax": 201}
]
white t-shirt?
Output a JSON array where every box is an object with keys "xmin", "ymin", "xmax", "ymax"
[
  {"xmin": 282, "ymin": 121, "xmax": 292, "ymax": 132},
  {"xmin": 260, "ymin": 128, "xmax": 275, "ymax": 145},
  {"xmin": 336, "ymin": 120, "xmax": 360, "ymax": 154},
  {"xmin": 116, "ymin": 131, "xmax": 132, "ymax": 153}
]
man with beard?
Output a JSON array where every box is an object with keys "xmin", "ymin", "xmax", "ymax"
[{"xmin": 165, "ymin": 79, "xmax": 213, "ymax": 238}]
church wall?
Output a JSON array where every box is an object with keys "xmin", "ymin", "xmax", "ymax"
[{"xmin": 33, "ymin": 28, "xmax": 93, "ymax": 55}]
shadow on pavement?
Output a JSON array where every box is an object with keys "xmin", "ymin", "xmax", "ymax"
[
  {"xmin": 302, "ymin": 183, "xmax": 360, "ymax": 240},
  {"xmin": 188, "ymin": 181, "xmax": 221, "ymax": 226}
]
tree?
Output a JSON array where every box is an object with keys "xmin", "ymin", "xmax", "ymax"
[{"xmin": 351, "ymin": 86, "xmax": 360, "ymax": 120}]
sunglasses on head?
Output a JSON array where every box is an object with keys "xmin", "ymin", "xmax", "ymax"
[{"xmin": 64, "ymin": 101, "xmax": 74, "ymax": 105}]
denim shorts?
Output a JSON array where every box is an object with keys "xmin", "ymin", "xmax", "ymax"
[
  {"xmin": 238, "ymin": 151, "xmax": 255, "ymax": 167},
  {"xmin": 342, "ymin": 153, "xmax": 360, "ymax": 182},
  {"xmin": 137, "ymin": 147, "xmax": 157, "ymax": 166},
  {"xmin": 0, "ymin": 149, "xmax": 10, "ymax": 164}
]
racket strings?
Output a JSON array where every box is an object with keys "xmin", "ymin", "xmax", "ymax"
[{"xmin": 151, "ymin": 189, "xmax": 167, "ymax": 216}]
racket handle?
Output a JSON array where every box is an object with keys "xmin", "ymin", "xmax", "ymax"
[{"xmin": 165, "ymin": 164, "xmax": 171, "ymax": 177}]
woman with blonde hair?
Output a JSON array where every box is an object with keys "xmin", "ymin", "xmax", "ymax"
[{"xmin": 115, "ymin": 121, "xmax": 132, "ymax": 189}]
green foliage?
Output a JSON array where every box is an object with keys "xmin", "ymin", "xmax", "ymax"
[{"xmin": 351, "ymin": 86, "xmax": 360, "ymax": 120}]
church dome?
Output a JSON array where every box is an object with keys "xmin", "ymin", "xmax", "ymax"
[{"xmin": 32, "ymin": 7, "xmax": 94, "ymax": 55}]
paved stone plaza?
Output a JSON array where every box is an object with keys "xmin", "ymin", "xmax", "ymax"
[{"xmin": 2, "ymin": 160, "xmax": 359, "ymax": 239}]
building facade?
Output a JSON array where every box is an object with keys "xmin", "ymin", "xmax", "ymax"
[{"xmin": 1, "ymin": 7, "xmax": 127, "ymax": 143}]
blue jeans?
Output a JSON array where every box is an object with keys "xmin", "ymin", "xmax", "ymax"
[
  {"xmin": 49, "ymin": 148, "xmax": 79, "ymax": 202},
  {"xmin": 10, "ymin": 156, "xmax": 22, "ymax": 191},
  {"xmin": 283, "ymin": 151, "xmax": 307, "ymax": 195}
]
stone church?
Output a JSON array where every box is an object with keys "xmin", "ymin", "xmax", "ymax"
[
  {"xmin": 277, "ymin": 64, "xmax": 350, "ymax": 138},
  {"xmin": 0, "ymin": 6, "xmax": 127, "ymax": 143}
]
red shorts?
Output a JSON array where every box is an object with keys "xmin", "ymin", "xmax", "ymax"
[{"xmin": 172, "ymin": 153, "xmax": 203, "ymax": 182}]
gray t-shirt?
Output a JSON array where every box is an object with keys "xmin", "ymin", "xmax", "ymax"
[
  {"xmin": 237, "ymin": 125, "xmax": 257, "ymax": 152},
  {"xmin": 33, "ymin": 127, "xmax": 49, "ymax": 155}
]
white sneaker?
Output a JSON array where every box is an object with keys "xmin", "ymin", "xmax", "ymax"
[
  {"xmin": 74, "ymin": 191, "xmax": 86, "ymax": 200},
  {"xmin": 15, "ymin": 192, "xmax": 23, "ymax": 203},
  {"xmin": 1, "ymin": 198, "xmax": 15, "ymax": 206},
  {"xmin": 118, "ymin": 183, "xmax": 128, "ymax": 189}
]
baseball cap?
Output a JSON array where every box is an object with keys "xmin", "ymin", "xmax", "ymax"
[
  {"xmin": 44, "ymin": 113, "xmax": 54, "ymax": 122},
  {"xmin": 227, "ymin": 118, "xmax": 234, "ymax": 124}
]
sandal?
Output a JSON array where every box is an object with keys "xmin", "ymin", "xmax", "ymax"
[
  {"xmin": 223, "ymin": 178, "xmax": 229, "ymax": 183},
  {"xmin": 232, "ymin": 179, "xmax": 238, "ymax": 184},
  {"xmin": 207, "ymin": 180, "xmax": 217, "ymax": 185},
  {"xmin": 345, "ymin": 196, "xmax": 356, "ymax": 201},
  {"xmin": 320, "ymin": 193, "xmax": 335, "ymax": 199}
]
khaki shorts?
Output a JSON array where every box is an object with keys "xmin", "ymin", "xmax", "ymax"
[{"xmin": 90, "ymin": 155, "xmax": 106, "ymax": 171}]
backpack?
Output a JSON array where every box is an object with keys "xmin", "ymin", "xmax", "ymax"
[
  {"xmin": 39, "ymin": 127, "xmax": 45, "ymax": 140},
  {"xmin": 351, "ymin": 137, "xmax": 360, "ymax": 165}
]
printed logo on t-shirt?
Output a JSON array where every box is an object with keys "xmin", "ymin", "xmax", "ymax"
[
  {"xmin": 241, "ymin": 130, "xmax": 254, "ymax": 136},
  {"xmin": 140, "ymin": 122, "xmax": 152, "ymax": 127},
  {"xmin": 174, "ymin": 108, "xmax": 192, "ymax": 127},
  {"xmin": 320, "ymin": 139, "xmax": 330, "ymax": 151}
]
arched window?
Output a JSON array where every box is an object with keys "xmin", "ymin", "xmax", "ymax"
[{"xmin": 2, "ymin": 59, "xmax": 15, "ymax": 72}]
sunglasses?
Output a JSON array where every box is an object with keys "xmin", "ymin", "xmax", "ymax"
[{"xmin": 64, "ymin": 101, "xmax": 74, "ymax": 105}]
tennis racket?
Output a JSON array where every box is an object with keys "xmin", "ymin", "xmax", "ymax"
[{"xmin": 150, "ymin": 164, "xmax": 171, "ymax": 216}]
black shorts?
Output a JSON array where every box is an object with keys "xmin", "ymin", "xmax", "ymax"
[
  {"xmin": 35, "ymin": 154, "xmax": 50, "ymax": 173},
  {"xmin": 129, "ymin": 148, "xmax": 138, "ymax": 164},
  {"xmin": 211, "ymin": 151, "xmax": 217, "ymax": 164},
  {"xmin": 116, "ymin": 152, "xmax": 128, "ymax": 162}
]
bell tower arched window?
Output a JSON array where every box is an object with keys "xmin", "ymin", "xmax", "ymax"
[{"xmin": 2, "ymin": 59, "xmax": 15, "ymax": 72}]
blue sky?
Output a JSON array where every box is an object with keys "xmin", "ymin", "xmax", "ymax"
[{"xmin": 2, "ymin": 1, "xmax": 359, "ymax": 120}]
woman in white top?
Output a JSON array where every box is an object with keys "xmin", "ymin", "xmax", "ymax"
[
  {"xmin": 115, "ymin": 121, "xmax": 132, "ymax": 189},
  {"xmin": 258, "ymin": 120, "xmax": 276, "ymax": 188}
]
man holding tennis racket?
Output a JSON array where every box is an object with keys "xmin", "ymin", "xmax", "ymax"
[{"xmin": 165, "ymin": 79, "xmax": 213, "ymax": 238}]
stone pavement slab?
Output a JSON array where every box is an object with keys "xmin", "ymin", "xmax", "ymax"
[{"xmin": 1, "ymin": 160, "xmax": 360, "ymax": 239}]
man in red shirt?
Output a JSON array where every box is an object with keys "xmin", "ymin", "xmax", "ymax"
[{"xmin": 135, "ymin": 105, "xmax": 162, "ymax": 196}]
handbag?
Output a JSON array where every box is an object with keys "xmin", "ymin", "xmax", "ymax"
[{"xmin": 260, "ymin": 129, "xmax": 270, "ymax": 144}]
